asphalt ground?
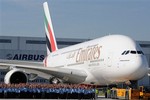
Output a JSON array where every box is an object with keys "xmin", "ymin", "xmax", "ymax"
[{"xmin": 98, "ymin": 96, "xmax": 117, "ymax": 100}]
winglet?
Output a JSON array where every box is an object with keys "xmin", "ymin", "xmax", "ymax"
[{"xmin": 43, "ymin": 2, "xmax": 58, "ymax": 55}]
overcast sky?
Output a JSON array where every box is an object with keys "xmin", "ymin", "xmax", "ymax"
[{"xmin": 0, "ymin": 0, "xmax": 150, "ymax": 41}]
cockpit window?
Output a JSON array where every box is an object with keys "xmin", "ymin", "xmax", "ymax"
[
  {"xmin": 121, "ymin": 51, "xmax": 126, "ymax": 55},
  {"xmin": 130, "ymin": 51, "xmax": 136, "ymax": 54},
  {"xmin": 137, "ymin": 51, "xmax": 141, "ymax": 54},
  {"xmin": 125, "ymin": 50, "xmax": 129, "ymax": 55},
  {"xmin": 122, "ymin": 50, "xmax": 144, "ymax": 55},
  {"xmin": 137, "ymin": 51, "xmax": 144, "ymax": 55}
]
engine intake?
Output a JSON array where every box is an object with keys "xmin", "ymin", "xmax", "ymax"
[{"xmin": 4, "ymin": 69, "xmax": 28, "ymax": 84}]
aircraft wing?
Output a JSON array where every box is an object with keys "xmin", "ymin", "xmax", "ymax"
[{"xmin": 0, "ymin": 59, "xmax": 87, "ymax": 83}]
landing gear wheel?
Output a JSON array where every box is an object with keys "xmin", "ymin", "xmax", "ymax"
[{"xmin": 49, "ymin": 77, "xmax": 60, "ymax": 84}]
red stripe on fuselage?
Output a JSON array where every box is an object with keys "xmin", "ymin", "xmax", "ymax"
[{"xmin": 44, "ymin": 57, "xmax": 48, "ymax": 67}]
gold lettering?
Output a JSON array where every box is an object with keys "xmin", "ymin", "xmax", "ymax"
[
  {"xmin": 76, "ymin": 48, "xmax": 81, "ymax": 62},
  {"xmin": 94, "ymin": 46, "xmax": 100, "ymax": 59},
  {"xmin": 76, "ymin": 45, "xmax": 101, "ymax": 63}
]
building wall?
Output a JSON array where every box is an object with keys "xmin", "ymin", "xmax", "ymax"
[{"xmin": 0, "ymin": 36, "xmax": 149, "ymax": 86}]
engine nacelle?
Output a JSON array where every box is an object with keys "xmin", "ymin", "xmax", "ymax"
[{"xmin": 4, "ymin": 69, "xmax": 28, "ymax": 84}]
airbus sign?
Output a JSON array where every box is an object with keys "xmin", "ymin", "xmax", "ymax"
[{"xmin": 6, "ymin": 54, "xmax": 45, "ymax": 61}]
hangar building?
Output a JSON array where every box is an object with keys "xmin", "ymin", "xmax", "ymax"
[{"xmin": 0, "ymin": 36, "xmax": 149, "ymax": 86}]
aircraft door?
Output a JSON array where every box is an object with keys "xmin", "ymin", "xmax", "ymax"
[{"xmin": 107, "ymin": 53, "xmax": 113, "ymax": 67}]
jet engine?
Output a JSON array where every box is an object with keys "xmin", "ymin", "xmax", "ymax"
[{"xmin": 4, "ymin": 69, "xmax": 28, "ymax": 84}]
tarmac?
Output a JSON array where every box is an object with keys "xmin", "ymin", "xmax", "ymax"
[{"xmin": 98, "ymin": 96, "xmax": 117, "ymax": 100}]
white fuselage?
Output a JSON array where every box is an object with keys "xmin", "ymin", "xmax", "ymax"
[{"xmin": 46, "ymin": 35, "xmax": 148, "ymax": 85}]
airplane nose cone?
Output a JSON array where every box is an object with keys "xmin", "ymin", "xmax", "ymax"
[{"xmin": 129, "ymin": 55, "xmax": 148, "ymax": 80}]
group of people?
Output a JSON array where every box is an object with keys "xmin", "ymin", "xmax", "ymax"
[{"xmin": 0, "ymin": 83, "xmax": 96, "ymax": 99}]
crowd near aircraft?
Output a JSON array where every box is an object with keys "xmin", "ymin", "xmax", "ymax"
[{"xmin": 0, "ymin": 2, "xmax": 149, "ymax": 87}]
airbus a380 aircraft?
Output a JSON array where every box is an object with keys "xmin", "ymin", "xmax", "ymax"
[{"xmin": 0, "ymin": 2, "xmax": 149, "ymax": 86}]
